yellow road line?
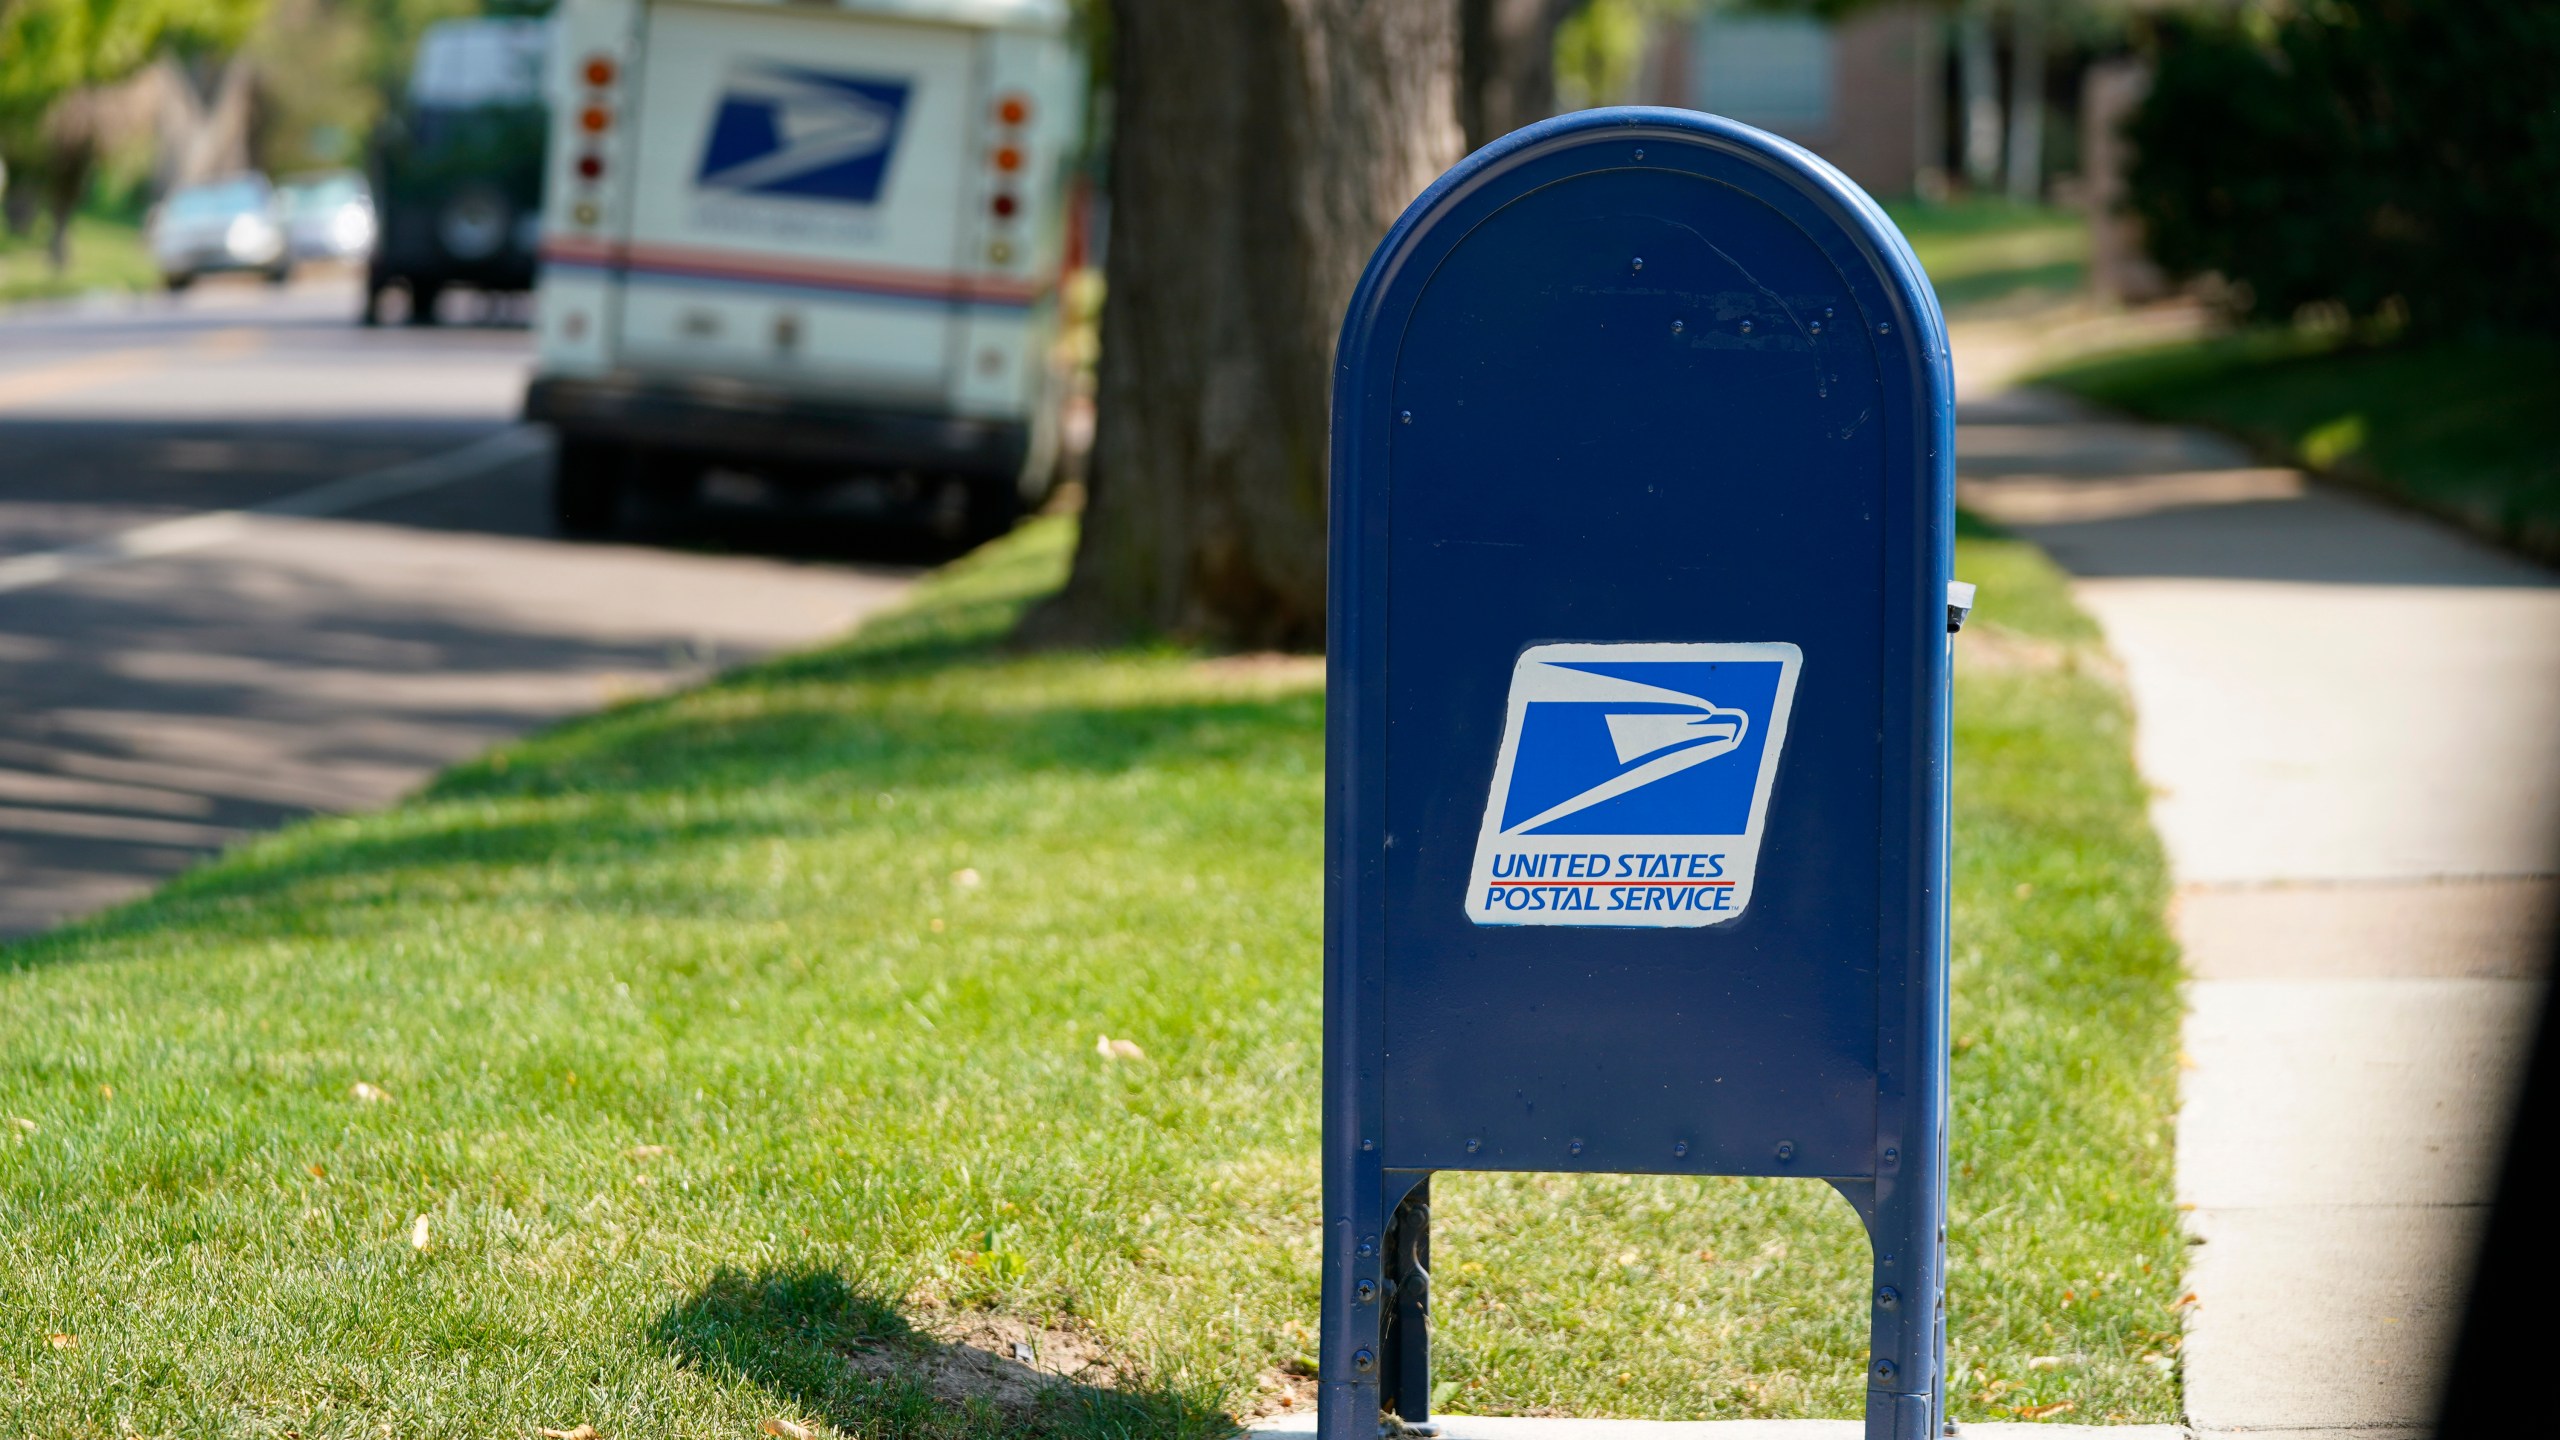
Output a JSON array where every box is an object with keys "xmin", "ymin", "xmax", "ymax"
[
  {"xmin": 0, "ymin": 347, "xmax": 173, "ymax": 410},
  {"xmin": 0, "ymin": 327, "xmax": 267, "ymax": 411}
]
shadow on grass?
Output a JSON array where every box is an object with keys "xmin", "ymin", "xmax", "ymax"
[
  {"xmin": 0, "ymin": 676, "xmax": 1322, "ymax": 965},
  {"xmin": 654, "ymin": 1268, "xmax": 1232, "ymax": 1440}
]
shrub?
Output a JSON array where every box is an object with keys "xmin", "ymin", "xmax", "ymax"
[{"xmin": 2125, "ymin": 0, "xmax": 2560, "ymax": 336}]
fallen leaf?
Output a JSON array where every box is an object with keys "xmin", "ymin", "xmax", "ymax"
[
  {"xmin": 761, "ymin": 1421, "xmax": 819, "ymax": 1440},
  {"xmin": 2014, "ymin": 1400, "xmax": 2076, "ymax": 1420},
  {"xmin": 9, "ymin": 1116, "xmax": 36, "ymax": 1132},
  {"xmin": 2139, "ymin": 1353, "xmax": 2173, "ymax": 1371},
  {"xmin": 626, "ymin": 1145, "xmax": 667, "ymax": 1160},
  {"xmin": 2026, "ymin": 1355, "xmax": 2060, "ymax": 1370},
  {"xmin": 537, "ymin": 1427, "xmax": 603, "ymax": 1440},
  {"xmin": 308, "ymin": 1163, "xmax": 327, "ymax": 1179},
  {"xmin": 409, "ymin": 1214, "xmax": 432, "ymax": 1250},
  {"xmin": 951, "ymin": 867, "xmax": 982, "ymax": 888},
  {"xmin": 1094, "ymin": 1035, "xmax": 1145, "ymax": 1061},
  {"xmin": 928, "ymin": 917, "xmax": 946, "ymax": 933},
  {"xmin": 350, "ymin": 1082, "xmax": 391, "ymax": 1104},
  {"xmin": 2169, "ymin": 1291, "xmax": 2200, "ymax": 1311},
  {"xmin": 46, "ymin": 1333, "xmax": 74, "ymax": 1350},
  {"xmin": 97, "ymin": 1085, "xmax": 114, "ymax": 1099}
]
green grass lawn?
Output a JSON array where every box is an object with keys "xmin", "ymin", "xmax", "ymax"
[
  {"xmin": 0, "ymin": 518, "xmax": 2183, "ymax": 1436},
  {"xmin": 2036, "ymin": 327, "xmax": 2560, "ymax": 563},
  {"xmin": 0, "ymin": 213, "xmax": 160, "ymax": 304},
  {"xmin": 1886, "ymin": 199, "xmax": 2089, "ymax": 316}
]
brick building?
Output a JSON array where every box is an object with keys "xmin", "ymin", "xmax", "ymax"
[{"xmin": 1639, "ymin": 2, "xmax": 1945, "ymax": 201}]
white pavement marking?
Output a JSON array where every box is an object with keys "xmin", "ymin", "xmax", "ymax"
[{"xmin": 0, "ymin": 427, "xmax": 548, "ymax": 596}]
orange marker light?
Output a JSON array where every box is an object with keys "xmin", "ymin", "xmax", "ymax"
[
  {"xmin": 580, "ymin": 106, "xmax": 611, "ymax": 133},
  {"xmin": 584, "ymin": 55, "xmax": 616, "ymax": 87},
  {"xmin": 993, "ymin": 146, "xmax": 1022, "ymax": 172},
  {"xmin": 997, "ymin": 95, "xmax": 1030, "ymax": 126}
]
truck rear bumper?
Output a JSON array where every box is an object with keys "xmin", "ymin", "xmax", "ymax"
[{"xmin": 525, "ymin": 374, "xmax": 1029, "ymax": 481}]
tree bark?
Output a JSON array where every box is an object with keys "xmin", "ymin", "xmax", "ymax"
[
  {"xmin": 1033, "ymin": 0, "xmax": 1462, "ymax": 650},
  {"xmin": 1460, "ymin": 0, "xmax": 1580, "ymax": 152},
  {"xmin": 2003, "ymin": 0, "xmax": 2045, "ymax": 203},
  {"xmin": 1959, "ymin": 0, "xmax": 2001, "ymax": 191}
]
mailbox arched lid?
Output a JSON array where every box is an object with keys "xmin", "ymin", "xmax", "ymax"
[{"xmin": 1326, "ymin": 108, "xmax": 1954, "ymax": 1181}]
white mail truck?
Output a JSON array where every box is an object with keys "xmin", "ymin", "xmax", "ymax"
[{"xmin": 524, "ymin": 0, "xmax": 1082, "ymax": 539}]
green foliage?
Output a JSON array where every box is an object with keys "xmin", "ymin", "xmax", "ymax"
[
  {"xmin": 248, "ymin": 0, "xmax": 387, "ymax": 172},
  {"xmin": 2126, "ymin": 0, "xmax": 2560, "ymax": 336},
  {"xmin": 0, "ymin": 0, "xmax": 268, "ymax": 128},
  {"xmin": 2037, "ymin": 324, "xmax": 2560, "ymax": 563},
  {"xmin": 1556, "ymin": 0, "xmax": 1694, "ymax": 109},
  {"xmin": 1886, "ymin": 197, "xmax": 2089, "ymax": 315},
  {"xmin": 0, "ymin": 208, "xmax": 157, "ymax": 299}
]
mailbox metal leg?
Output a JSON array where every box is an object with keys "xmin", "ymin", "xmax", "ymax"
[
  {"xmin": 1855, "ymin": 1153, "xmax": 1949, "ymax": 1440},
  {"xmin": 1381, "ymin": 1180, "xmax": 1434, "ymax": 1431}
]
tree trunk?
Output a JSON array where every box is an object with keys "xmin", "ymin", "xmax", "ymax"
[
  {"xmin": 2003, "ymin": 0, "xmax": 2045, "ymax": 203},
  {"xmin": 1461, "ymin": 0, "xmax": 1580, "ymax": 152},
  {"xmin": 1959, "ymin": 0, "xmax": 2001, "ymax": 190},
  {"xmin": 43, "ymin": 150, "xmax": 89, "ymax": 273},
  {"xmin": 1031, "ymin": 0, "xmax": 1462, "ymax": 650}
]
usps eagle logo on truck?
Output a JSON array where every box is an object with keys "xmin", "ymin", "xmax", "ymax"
[
  {"xmin": 1468, "ymin": 642, "xmax": 1802, "ymax": 928},
  {"xmin": 695, "ymin": 63, "xmax": 911, "ymax": 204}
]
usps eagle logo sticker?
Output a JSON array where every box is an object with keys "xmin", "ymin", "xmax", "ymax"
[
  {"xmin": 695, "ymin": 64, "xmax": 912, "ymax": 205},
  {"xmin": 1468, "ymin": 642, "xmax": 1802, "ymax": 928}
]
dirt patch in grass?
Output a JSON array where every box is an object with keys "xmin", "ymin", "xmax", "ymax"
[{"xmin": 846, "ymin": 1310, "xmax": 1127, "ymax": 1415}]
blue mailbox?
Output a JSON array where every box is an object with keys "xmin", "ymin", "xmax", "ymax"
[{"xmin": 1321, "ymin": 109, "xmax": 1956, "ymax": 1440}]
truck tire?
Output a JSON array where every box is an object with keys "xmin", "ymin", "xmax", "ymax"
[
  {"xmin": 552, "ymin": 438, "xmax": 624, "ymax": 536},
  {"xmin": 406, "ymin": 281, "xmax": 445, "ymax": 327},
  {"xmin": 962, "ymin": 477, "xmax": 1024, "ymax": 546}
]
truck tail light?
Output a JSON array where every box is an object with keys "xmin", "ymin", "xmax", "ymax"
[
  {"xmin": 577, "ymin": 154, "xmax": 604, "ymax": 181},
  {"xmin": 580, "ymin": 106, "xmax": 612, "ymax": 134},
  {"xmin": 997, "ymin": 94, "xmax": 1030, "ymax": 126},
  {"xmin": 584, "ymin": 55, "xmax": 616, "ymax": 87},
  {"xmin": 990, "ymin": 193, "xmax": 1017, "ymax": 219}
]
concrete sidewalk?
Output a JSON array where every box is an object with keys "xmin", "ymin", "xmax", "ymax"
[
  {"xmin": 1252, "ymin": 1421, "xmax": 2184, "ymax": 1440},
  {"xmin": 1956, "ymin": 379, "xmax": 2559, "ymax": 1439}
]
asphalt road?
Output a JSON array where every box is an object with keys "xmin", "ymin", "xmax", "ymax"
[{"xmin": 0, "ymin": 275, "xmax": 918, "ymax": 938}]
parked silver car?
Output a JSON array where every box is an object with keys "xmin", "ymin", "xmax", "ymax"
[
  {"xmin": 148, "ymin": 175, "xmax": 290, "ymax": 289},
  {"xmin": 278, "ymin": 171, "xmax": 377, "ymax": 264}
]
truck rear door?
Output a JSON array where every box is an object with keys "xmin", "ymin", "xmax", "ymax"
[{"xmin": 614, "ymin": 0, "xmax": 975, "ymax": 402}]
